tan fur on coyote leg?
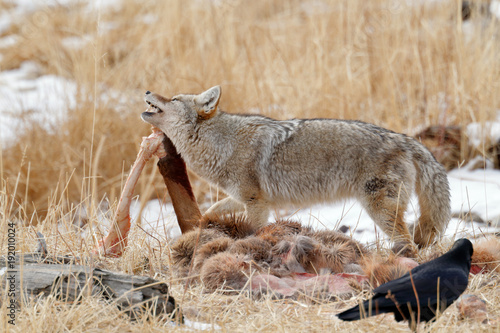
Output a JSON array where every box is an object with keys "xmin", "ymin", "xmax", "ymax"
[
  {"xmin": 95, "ymin": 127, "xmax": 166, "ymax": 256},
  {"xmin": 204, "ymin": 197, "xmax": 245, "ymax": 217}
]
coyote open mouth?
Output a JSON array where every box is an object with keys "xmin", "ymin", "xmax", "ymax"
[{"xmin": 145, "ymin": 100, "xmax": 162, "ymax": 114}]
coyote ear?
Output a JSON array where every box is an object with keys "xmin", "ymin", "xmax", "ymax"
[{"xmin": 194, "ymin": 86, "xmax": 221, "ymax": 118}]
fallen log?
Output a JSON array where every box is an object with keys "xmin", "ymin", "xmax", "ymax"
[{"xmin": 1, "ymin": 254, "xmax": 181, "ymax": 322}]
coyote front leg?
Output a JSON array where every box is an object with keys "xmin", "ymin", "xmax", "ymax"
[
  {"xmin": 204, "ymin": 197, "xmax": 269, "ymax": 228},
  {"xmin": 204, "ymin": 197, "xmax": 245, "ymax": 217},
  {"xmin": 244, "ymin": 200, "xmax": 270, "ymax": 228}
]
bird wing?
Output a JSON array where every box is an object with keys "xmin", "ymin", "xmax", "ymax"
[
  {"xmin": 372, "ymin": 271, "xmax": 414, "ymax": 294},
  {"xmin": 372, "ymin": 267, "xmax": 468, "ymax": 308}
]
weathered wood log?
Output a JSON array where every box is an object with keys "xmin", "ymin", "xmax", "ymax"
[
  {"xmin": 1, "ymin": 254, "xmax": 181, "ymax": 322},
  {"xmin": 157, "ymin": 136, "xmax": 202, "ymax": 233}
]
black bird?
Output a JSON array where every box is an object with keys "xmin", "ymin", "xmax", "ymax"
[{"xmin": 337, "ymin": 238, "xmax": 473, "ymax": 329}]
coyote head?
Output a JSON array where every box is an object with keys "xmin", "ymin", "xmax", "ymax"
[{"xmin": 141, "ymin": 86, "xmax": 221, "ymax": 135}]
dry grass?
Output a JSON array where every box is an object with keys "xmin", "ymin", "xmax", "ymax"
[
  {"xmin": 1, "ymin": 0, "xmax": 500, "ymax": 331},
  {"xmin": 1, "ymin": 220, "xmax": 499, "ymax": 332}
]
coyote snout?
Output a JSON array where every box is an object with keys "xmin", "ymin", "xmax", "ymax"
[{"xmin": 141, "ymin": 86, "xmax": 451, "ymax": 254}]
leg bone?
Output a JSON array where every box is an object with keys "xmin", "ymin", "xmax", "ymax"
[{"xmin": 95, "ymin": 127, "xmax": 165, "ymax": 256}]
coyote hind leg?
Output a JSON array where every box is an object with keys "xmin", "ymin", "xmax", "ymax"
[
  {"xmin": 412, "ymin": 213, "xmax": 442, "ymax": 248},
  {"xmin": 362, "ymin": 179, "xmax": 416, "ymax": 257}
]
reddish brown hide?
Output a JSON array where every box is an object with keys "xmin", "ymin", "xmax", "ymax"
[{"xmin": 156, "ymin": 136, "xmax": 202, "ymax": 233}]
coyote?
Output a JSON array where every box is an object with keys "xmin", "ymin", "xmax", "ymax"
[{"xmin": 141, "ymin": 86, "xmax": 450, "ymax": 253}]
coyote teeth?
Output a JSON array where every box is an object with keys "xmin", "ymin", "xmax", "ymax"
[{"xmin": 145, "ymin": 103, "xmax": 161, "ymax": 113}]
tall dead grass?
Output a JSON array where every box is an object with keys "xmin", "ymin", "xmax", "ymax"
[
  {"xmin": 0, "ymin": 218, "xmax": 498, "ymax": 332},
  {"xmin": 1, "ymin": 1, "xmax": 499, "ymax": 225}
]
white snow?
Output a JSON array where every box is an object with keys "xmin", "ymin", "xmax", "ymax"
[
  {"xmin": 0, "ymin": 62, "xmax": 77, "ymax": 144},
  {"xmin": 0, "ymin": 35, "xmax": 18, "ymax": 48},
  {"xmin": 491, "ymin": 1, "xmax": 500, "ymax": 20},
  {"xmin": 0, "ymin": 11, "xmax": 13, "ymax": 35},
  {"xmin": 0, "ymin": 0, "xmax": 122, "ymax": 57},
  {"xmin": 2, "ymin": 0, "xmax": 122, "ymax": 13},
  {"xmin": 448, "ymin": 168, "xmax": 500, "ymax": 224},
  {"xmin": 183, "ymin": 318, "xmax": 221, "ymax": 331},
  {"xmin": 166, "ymin": 318, "xmax": 221, "ymax": 331},
  {"xmin": 466, "ymin": 111, "xmax": 500, "ymax": 149},
  {"xmin": 129, "ymin": 200, "xmax": 180, "ymax": 242}
]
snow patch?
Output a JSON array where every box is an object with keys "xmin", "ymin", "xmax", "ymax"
[
  {"xmin": 491, "ymin": 0, "xmax": 500, "ymax": 19},
  {"xmin": 0, "ymin": 62, "xmax": 77, "ymax": 144},
  {"xmin": 466, "ymin": 111, "xmax": 500, "ymax": 149}
]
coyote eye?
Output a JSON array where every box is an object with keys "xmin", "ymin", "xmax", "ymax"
[{"xmin": 171, "ymin": 98, "xmax": 178, "ymax": 102}]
